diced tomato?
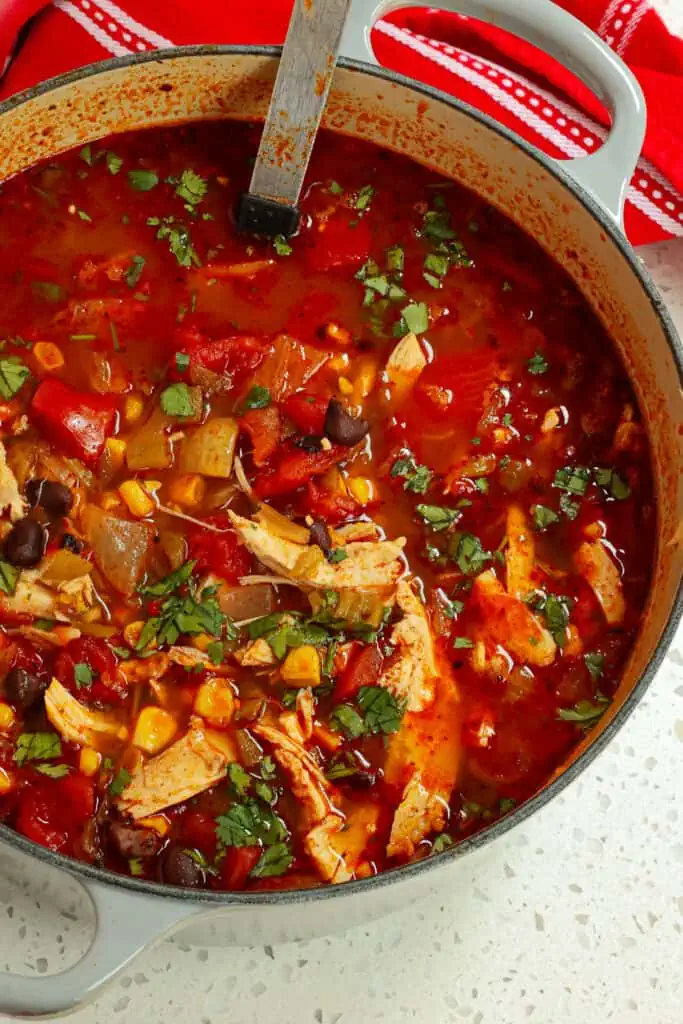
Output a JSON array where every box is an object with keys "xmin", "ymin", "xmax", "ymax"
[
  {"xmin": 335, "ymin": 643, "xmax": 383, "ymax": 701},
  {"xmin": 11, "ymin": 639, "xmax": 46, "ymax": 676},
  {"xmin": 31, "ymin": 379, "xmax": 118, "ymax": 465},
  {"xmin": 240, "ymin": 405, "xmax": 281, "ymax": 467},
  {"xmin": 180, "ymin": 811, "xmax": 218, "ymax": 857},
  {"xmin": 283, "ymin": 392, "xmax": 329, "ymax": 435},
  {"xmin": 172, "ymin": 328, "xmax": 269, "ymax": 381},
  {"xmin": 53, "ymin": 636, "xmax": 127, "ymax": 706},
  {"xmin": 304, "ymin": 212, "xmax": 371, "ymax": 273},
  {"xmin": 15, "ymin": 774, "xmax": 95, "ymax": 853},
  {"xmin": 413, "ymin": 349, "xmax": 499, "ymax": 427},
  {"xmin": 187, "ymin": 513, "xmax": 252, "ymax": 583},
  {"xmin": 254, "ymin": 443, "xmax": 348, "ymax": 498},
  {"xmin": 300, "ymin": 480, "xmax": 362, "ymax": 525},
  {"xmin": 214, "ymin": 845, "xmax": 261, "ymax": 890}
]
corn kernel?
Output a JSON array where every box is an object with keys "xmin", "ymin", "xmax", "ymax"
[
  {"xmin": 124, "ymin": 392, "xmax": 145, "ymax": 425},
  {"xmin": 0, "ymin": 766, "xmax": 15, "ymax": 795},
  {"xmin": 34, "ymin": 341, "xmax": 65, "ymax": 373},
  {"xmin": 119, "ymin": 479, "xmax": 156, "ymax": 518},
  {"xmin": 105, "ymin": 437, "xmax": 127, "ymax": 472},
  {"xmin": 100, "ymin": 490, "xmax": 123, "ymax": 512},
  {"xmin": 143, "ymin": 480, "xmax": 162, "ymax": 494},
  {"xmin": 191, "ymin": 632, "xmax": 213, "ymax": 653},
  {"xmin": 138, "ymin": 814, "xmax": 171, "ymax": 837},
  {"xmin": 0, "ymin": 703, "xmax": 16, "ymax": 732},
  {"xmin": 79, "ymin": 747, "xmax": 101, "ymax": 777},
  {"xmin": 347, "ymin": 476, "xmax": 374, "ymax": 505},
  {"xmin": 327, "ymin": 353, "xmax": 350, "ymax": 372},
  {"xmin": 194, "ymin": 678, "xmax": 236, "ymax": 726},
  {"xmin": 168, "ymin": 473, "xmax": 206, "ymax": 509},
  {"xmin": 337, "ymin": 376, "xmax": 354, "ymax": 396},
  {"xmin": 123, "ymin": 620, "xmax": 147, "ymax": 649},
  {"xmin": 132, "ymin": 707, "xmax": 177, "ymax": 754},
  {"xmin": 281, "ymin": 645, "xmax": 321, "ymax": 687}
]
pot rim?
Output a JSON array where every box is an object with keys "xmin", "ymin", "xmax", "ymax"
[{"xmin": 0, "ymin": 44, "xmax": 681, "ymax": 907}]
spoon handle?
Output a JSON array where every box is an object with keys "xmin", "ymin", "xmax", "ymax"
[{"xmin": 237, "ymin": 0, "xmax": 353, "ymax": 237}]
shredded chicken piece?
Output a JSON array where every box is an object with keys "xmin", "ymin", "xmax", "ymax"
[
  {"xmin": 384, "ymin": 332, "xmax": 426, "ymax": 403},
  {"xmin": 280, "ymin": 688, "xmax": 315, "ymax": 745},
  {"xmin": 253, "ymin": 722, "xmax": 333, "ymax": 825},
  {"xmin": 119, "ymin": 652, "xmax": 170, "ymax": 683},
  {"xmin": 0, "ymin": 440, "xmax": 25, "ymax": 522},
  {"xmin": 55, "ymin": 573, "xmax": 95, "ymax": 615},
  {"xmin": 14, "ymin": 625, "xmax": 81, "ymax": 648},
  {"xmin": 117, "ymin": 718, "xmax": 236, "ymax": 819},
  {"xmin": 234, "ymin": 637, "xmax": 277, "ymax": 667},
  {"xmin": 379, "ymin": 580, "xmax": 438, "ymax": 712},
  {"xmin": 0, "ymin": 573, "xmax": 67, "ymax": 621},
  {"xmin": 45, "ymin": 678, "xmax": 127, "ymax": 751},
  {"xmin": 304, "ymin": 817, "xmax": 355, "ymax": 884},
  {"xmin": 229, "ymin": 511, "xmax": 405, "ymax": 590},
  {"xmin": 385, "ymin": 671, "xmax": 461, "ymax": 860},
  {"xmin": 574, "ymin": 540, "xmax": 626, "ymax": 625},
  {"xmin": 168, "ymin": 645, "xmax": 209, "ymax": 668},
  {"xmin": 472, "ymin": 570, "xmax": 556, "ymax": 667},
  {"xmin": 331, "ymin": 521, "xmax": 381, "ymax": 543},
  {"xmin": 505, "ymin": 504, "xmax": 536, "ymax": 599}
]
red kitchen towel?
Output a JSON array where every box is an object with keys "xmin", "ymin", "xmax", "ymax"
[{"xmin": 0, "ymin": 0, "xmax": 681, "ymax": 244}]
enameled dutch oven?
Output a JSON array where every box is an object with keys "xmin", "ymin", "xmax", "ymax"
[{"xmin": 1, "ymin": 0, "xmax": 681, "ymax": 1016}]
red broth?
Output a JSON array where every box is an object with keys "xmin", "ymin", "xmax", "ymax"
[{"xmin": 0, "ymin": 122, "xmax": 654, "ymax": 890}]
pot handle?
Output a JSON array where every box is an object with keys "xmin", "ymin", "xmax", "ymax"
[
  {"xmin": 0, "ymin": 863, "xmax": 198, "ymax": 1019},
  {"xmin": 340, "ymin": 0, "xmax": 645, "ymax": 226}
]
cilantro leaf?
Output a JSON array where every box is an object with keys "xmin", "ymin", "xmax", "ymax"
[
  {"xmin": 330, "ymin": 704, "xmax": 366, "ymax": 739},
  {"xmin": 453, "ymin": 636, "xmax": 474, "ymax": 649},
  {"xmin": 329, "ymin": 180, "xmax": 344, "ymax": 195},
  {"xmin": 559, "ymin": 493, "xmax": 580, "ymax": 520},
  {"xmin": 553, "ymin": 465, "xmax": 591, "ymax": 496},
  {"xmin": 215, "ymin": 799, "xmax": 287, "ymax": 848},
  {"xmin": 35, "ymin": 763, "xmax": 70, "ymax": 778},
  {"xmin": 260, "ymin": 756, "xmax": 277, "ymax": 780},
  {"xmin": 174, "ymin": 169, "xmax": 208, "ymax": 207},
  {"xmin": 74, "ymin": 662, "xmax": 94, "ymax": 688},
  {"xmin": 106, "ymin": 151, "xmax": 123, "ymax": 175},
  {"xmin": 440, "ymin": 595, "xmax": 464, "ymax": 619},
  {"xmin": 451, "ymin": 533, "xmax": 491, "ymax": 576},
  {"xmin": 125, "ymin": 255, "xmax": 145, "ymax": 288},
  {"xmin": 416, "ymin": 504, "xmax": 461, "ymax": 532},
  {"xmin": 400, "ymin": 301, "xmax": 429, "ymax": 335},
  {"xmin": 431, "ymin": 834, "xmax": 454, "ymax": 854},
  {"xmin": 207, "ymin": 640, "xmax": 224, "ymax": 665},
  {"xmin": 0, "ymin": 560, "xmax": 20, "ymax": 596},
  {"xmin": 0, "ymin": 356, "xmax": 30, "ymax": 400},
  {"xmin": 250, "ymin": 842, "xmax": 293, "ymax": 878},
  {"xmin": 557, "ymin": 696, "xmax": 609, "ymax": 725},
  {"xmin": 391, "ymin": 453, "xmax": 432, "ymax": 494},
  {"xmin": 227, "ymin": 762, "xmax": 251, "ymax": 798},
  {"xmin": 531, "ymin": 504, "xmax": 559, "ymax": 532},
  {"xmin": 273, "ymin": 235, "xmax": 292, "ymax": 256},
  {"xmin": 149, "ymin": 216, "xmax": 200, "ymax": 268},
  {"xmin": 240, "ymin": 386, "xmax": 271, "ymax": 412},
  {"xmin": 594, "ymin": 467, "xmax": 631, "ymax": 500},
  {"xmin": 530, "ymin": 592, "xmax": 573, "ymax": 646},
  {"xmin": 14, "ymin": 732, "xmax": 62, "ymax": 767},
  {"xmin": 128, "ymin": 169, "xmax": 159, "ymax": 191},
  {"xmin": 141, "ymin": 560, "xmax": 195, "ymax": 598},
  {"xmin": 327, "ymin": 549, "xmax": 348, "ymax": 564},
  {"xmin": 584, "ymin": 652, "xmax": 605, "ymax": 681},
  {"xmin": 354, "ymin": 185, "xmax": 374, "ymax": 211},
  {"xmin": 357, "ymin": 686, "xmax": 404, "ymax": 735},
  {"xmin": 160, "ymin": 382, "xmax": 195, "ymax": 418},
  {"xmin": 109, "ymin": 767, "xmax": 132, "ymax": 796},
  {"xmin": 527, "ymin": 350, "xmax": 549, "ymax": 375},
  {"xmin": 175, "ymin": 352, "xmax": 190, "ymax": 373}
]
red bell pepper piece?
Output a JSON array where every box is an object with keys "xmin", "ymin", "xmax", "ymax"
[
  {"xmin": 335, "ymin": 643, "xmax": 383, "ymax": 701},
  {"xmin": 283, "ymin": 392, "xmax": 329, "ymax": 435},
  {"xmin": 214, "ymin": 846, "xmax": 262, "ymax": 890},
  {"xmin": 254, "ymin": 443, "xmax": 347, "ymax": 498},
  {"xmin": 172, "ymin": 328, "xmax": 269, "ymax": 381},
  {"xmin": 240, "ymin": 405, "xmax": 281, "ymax": 467},
  {"xmin": 300, "ymin": 480, "xmax": 361, "ymax": 525},
  {"xmin": 304, "ymin": 212, "xmax": 371, "ymax": 273},
  {"xmin": 31, "ymin": 379, "xmax": 118, "ymax": 465},
  {"xmin": 187, "ymin": 513, "xmax": 252, "ymax": 583},
  {"xmin": 413, "ymin": 349, "xmax": 499, "ymax": 428}
]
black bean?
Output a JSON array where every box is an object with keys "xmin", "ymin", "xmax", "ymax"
[
  {"xmin": 309, "ymin": 520, "xmax": 332, "ymax": 555},
  {"xmin": 25, "ymin": 478, "xmax": 73, "ymax": 518},
  {"xmin": 294, "ymin": 435, "xmax": 323, "ymax": 452},
  {"xmin": 110, "ymin": 821, "xmax": 163, "ymax": 859},
  {"xmin": 346, "ymin": 769, "xmax": 377, "ymax": 789},
  {"xmin": 4, "ymin": 518, "xmax": 46, "ymax": 568},
  {"xmin": 159, "ymin": 844, "xmax": 204, "ymax": 888},
  {"xmin": 323, "ymin": 399, "xmax": 369, "ymax": 447},
  {"xmin": 61, "ymin": 533, "xmax": 82, "ymax": 553},
  {"xmin": 4, "ymin": 667, "xmax": 47, "ymax": 710}
]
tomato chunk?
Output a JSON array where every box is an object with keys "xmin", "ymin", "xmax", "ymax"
[
  {"xmin": 283, "ymin": 392, "xmax": 329, "ymax": 435},
  {"xmin": 335, "ymin": 643, "xmax": 383, "ymax": 701},
  {"xmin": 54, "ymin": 636, "xmax": 127, "ymax": 705},
  {"xmin": 254, "ymin": 443, "xmax": 348, "ymax": 498},
  {"xmin": 15, "ymin": 774, "xmax": 95, "ymax": 853},
  {"xmin": 173, "ymin": 329, "xmax": 269, "ymax": 381},
  {"xmin": 31, "ymin": 379, "xmax": 118, "ymax": 465},
  {"xmin": 187, "ymin": 513, "xmax": 252, "ymax": 583},
  {"xmin": 214, "ymin": 846, "xmax": 261, "ymax": 890},
  {"xmin": 300, "ymin": 480, "xmax": 361, "ymax": 525},
  {"xmin": 240, "ymin": 405, "xmax": 281, "ymax": 467}
]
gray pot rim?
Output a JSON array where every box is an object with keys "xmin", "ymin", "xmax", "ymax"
[{"xmin": 0, "ymin": 44, "xmax": 681, "ymax": 908}]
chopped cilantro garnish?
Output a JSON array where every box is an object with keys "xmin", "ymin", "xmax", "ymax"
[
  {"xmin": 531, "ymin": 504, "xmax": 560, "ymax": 532},
  {"xmin": 35, "ymin": 763, "xmax": 70, "ymax": 779},
  {"xmin": 330, "ymin": 704, "xmax": 366, "ymax": 739},
  {"xmin": 451, "ymin": 533, "xmax": 491, "ymax": 576},
  {"xmin": 148, "ymin": 216, "xmax": 200, "ymax": 268},
  {"xmin": 106, "ymin": 151, "xmax": 123, "ymax": 175},
  {"xmin": 432, "ymin": 834, "xmax": 454, "ymax": 854},
  {"xmin": 227, "ymin": 762, "xmax": 251, "ymax": 798},
  {"xmin": 0, "ymin": 560, "xmax": 20, "ymax": 596},
  {"xmin": 14, "ymin": 733, "xmax": 62, "ymax": 767},
  {"xmin": 558, "ymin": 696, "xmax": 609, "ymax": 725},
  {"xmin": 400, "ymin": 301, "xmax": 429, "ymax": 335},
  {"xmin": 354, "ymin": 185, "xmax": 375, "ymax": 211},
  {"xmin": 273, "ymin": 235, "xmax": 292, "ymax": 256},
  {"xmin": 128, "ymin": 169, "xmax": 159, "ymax": 191},
  {"xmin": 385, "ymin": 245, "xmax": 404, "ymax": 275},
  {"xmin": 559, "ymin": 493, "xmax": 580, "ymax": 520},
  {"xmin": 207, "ymin": 640, "xmax": 225, "ymax": 665},
  {"xmin": 453, "ymin": 636, "xmax": 474, "ymax": 649},
  {"xmin": 329, "ymin": 180, "xmax": 344, "ymax": 195},
  {"xmin": 240, "ymin": 386, "xmax": 271, "ymax": 412},
  {"xmin": 125, "ymin": 255, "xmax": 145, "ymax": 288},
  {"xmin": 416, "ymin": 504, "xmax": 462, "ymax": 532},
  {"xmin": 109, "ymin": 767, "xmax": 132, "ymax": 796},
  {"xmin": 160, "ymin": 382, "xmax": 195, "ymax": 418},
  {"xmin": 357, "ymin": 686, "xmax": 403, "ymax": 735},
  {"xmin": 530, "ymin": 591, "xmax": 573, "ymax": 646},
  {"xmin": 391, "ymin": 453, "xmax": 432, "ymax": 494},
  {"xmin": 174, "ymin": 351, "xmax": 190, "ymax": 373},
  {"xmin": 174, "ymin": 169, "xmax": 208, "ymax": 207},
  {"xmin": 250, "ymin": 842, "xmax": 294, "ymax": 879},
  {"xmin": 527, "ymin": 351, "xmax": 549, "ymax": 375},
  {"xmin": 553, "ymin": 465, "xmax": 591, "ymax": 496},
  {"xmin": 215, "ymin": 799, "xmax": 287, "ymax": 848},
  {"xmin": 594, "ymin": 466, "xmax": 631, "ymax": 500},
  {"xmin": 584, "ymin": 652, "xmax": 605, "ymax": 681},
  {"xmin": 0, "ymin": 355, "xmax": 29, "ymax": 400},
  {"xmin": 327, "ymin": 549, "xmax": 348, "ymax": 564},
  {"xmin": 74, "ymin": 662, "xmax": 94, "ymax": 688}
]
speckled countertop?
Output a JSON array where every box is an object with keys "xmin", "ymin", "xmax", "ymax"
[{"xmin": 2, "ymin": 5, "xmax": 683, "ymax": 1023}]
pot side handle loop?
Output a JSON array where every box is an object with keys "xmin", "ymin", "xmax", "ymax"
[
  {"xmin": 340, "ymin": 0, "xmax": 646, "ymax": 226},
  {"xmin": 1, "ymin": 871, "xmax": 198, "ymax": 1019}
]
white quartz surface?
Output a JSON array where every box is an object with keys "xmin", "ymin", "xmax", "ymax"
[{"xmin": 1, "ymin": 3, "xmax": 682, "ymax": 1021}]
